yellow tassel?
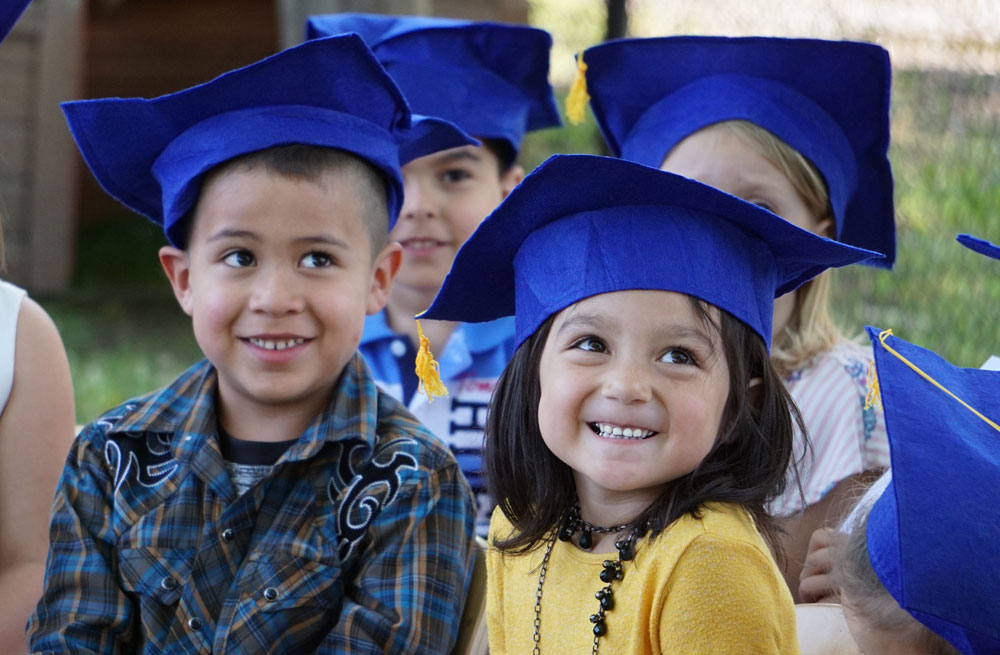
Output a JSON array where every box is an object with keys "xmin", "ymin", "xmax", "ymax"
[
  {"xmin": 864, "ymin": 358, "xmax": 882, "ymax": 410},
  {"xmin": 565, "ymin": 52, "xmax": 590, "ymax": 126},
  {"xmin": 414, "ymin": 320, "xmax": 448, "ymax": 403},
  {"xmin": 873, "ymin": 328, "xmax": 1000, "ymax": 433}
]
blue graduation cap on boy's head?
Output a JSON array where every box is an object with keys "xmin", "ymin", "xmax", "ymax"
[
  {"xmin": 957, "ymin": 233, "xmax": 1000, "ymax": 261},
  {"xmin": 420, "ymin": 154, "xmax": 880, "ymax": 350},
  {"xmin": 863, "ymin": 327, "xmax": 1000, "ymax": 654},
  {"xmin": 306, "ymin": 13, "xmax": 561, "ymax": 156},
  {"xmin": 0, "ymin": 0, "xmax": 30, "ymax": 43},
  {"xmin": 580, "ymin": 36, "xmax": 895, "ymax": 268},
  {"xmin": 61, "ymin": 34, "xmax": 474, "ymax": 247}
]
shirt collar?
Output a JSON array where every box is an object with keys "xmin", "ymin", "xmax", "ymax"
[
  {"xmin": 109, "ymin": 354, "xmax": 381, "ymax": 464},
  {"xmin": 360, "ymin": 309, "xmax": 514, "ymax": 355}
]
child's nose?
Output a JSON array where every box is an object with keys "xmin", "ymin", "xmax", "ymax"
[
  {"xmin": 601, "ymin": 359, "xmax": 653, "ymax": 404},
  {"xmin": 399, "ymin": 177, "xmax": 436, "ymax": 221},
  {"xmin": 249, "ymin": 266, "xmax": 305, "ymax": 315}
]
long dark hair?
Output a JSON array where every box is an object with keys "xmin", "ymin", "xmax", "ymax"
[{"xmin": 484, "ymin": 295, "xmax": 805, "ymax": 560}]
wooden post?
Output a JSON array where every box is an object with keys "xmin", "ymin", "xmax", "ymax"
[{"xmin": 0, "ymin": 0, "xmax": 84, "ymax": 292}]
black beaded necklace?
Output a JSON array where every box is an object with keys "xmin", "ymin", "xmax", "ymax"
[{"xmin": 531, "ymin": 505, "xmax": 640, "ymax": 655}]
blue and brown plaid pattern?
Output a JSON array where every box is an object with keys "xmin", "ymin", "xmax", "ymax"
[{"xmin": 28, "ymin": 354, "xmax": 476, "ymax": 654}]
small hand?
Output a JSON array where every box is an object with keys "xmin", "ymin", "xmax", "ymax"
[{"xmin": 798, "ymin": 527, "xmax": 847, "ymax": 603}]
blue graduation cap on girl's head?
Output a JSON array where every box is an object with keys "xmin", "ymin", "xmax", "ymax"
[
  {"xmin": 957, "ymin": 233, "xmax": 1000, "ymax": 261},
  {"xmin": 580, "ymin": 36, "xmax": 895, "ymax": 268},
  {"xmin": 306, "ymin": 13, "xmax": 560, "ymax": 155},
  {"xmin": 864, "ymin": 327, "xmax": 1000, "ymax": 654},
  {"xmin": 61, "ymin": 34, "xmax": 473, "ymax": 247},
  {"xmin": 420, "ymin": 154, "xmax": 880, "ymax": 350},
  {"xmin": 0, "ymin": 0, "xmax": 30, "ymax": 43}
]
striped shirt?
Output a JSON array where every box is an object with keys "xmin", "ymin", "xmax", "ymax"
[
  {"xmin": 28, "ymin": 354, "xmax": 476, "ymax": 654},
  {"xmin": 770, "ymin": 340, "xmax": 890, "ymax": 517}
]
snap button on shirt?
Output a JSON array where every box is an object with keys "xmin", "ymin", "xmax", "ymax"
[{"xmin": 263, "ymin": 587, "xmax": 279, "ymax": 601}]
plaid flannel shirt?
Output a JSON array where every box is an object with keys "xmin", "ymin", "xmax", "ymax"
[{"xmin": 28, "ymin": 354, "xmax": 476, "ymax": 654}]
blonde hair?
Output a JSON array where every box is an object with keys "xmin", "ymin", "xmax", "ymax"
[{"xmin": 714, "ymin": 120, "xmax": 845, "ymax": 377}]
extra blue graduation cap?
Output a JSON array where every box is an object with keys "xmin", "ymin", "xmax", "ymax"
[
  {"xmin": 578, "ymin": 36, "xmax": 895, "ymax": 267},
  {"xmin": 0, "ymin": 0, "xmax": 30, "ymax": 43},
  {"xmin": 61, "ymin": 34, "xmax": 474, "ymax": 247},
  {"xmin": 306, "ymin": 13, "xmax": 560, "ymax": 155},
  {"xmin": 957, "ymin": 233, "xmax": 1000, "ymax": 261},
  {"xmin": 420, "ymin": 154, "xmax": 881, "ymax": 351},
  {"xmin": 864, "ymin": 327, "xmax": 1000, "ymax": 654}
]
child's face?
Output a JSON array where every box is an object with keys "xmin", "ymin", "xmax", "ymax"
[
  {"xmin": 536, "ymin": 290, "xmax": 731, "ymax": 506},
  {"xmin": 159, "ymin": 166, "xmax": 399, "ymax": 430},
  {"xmin": 660, "ymin": 126, "xmax": 830, "ymax": 339},
  {"xmin": 660, "ymin": 125, "xmax": 826, "ymax": 234},
  {"xmin": 390, "ymin": 144, "xmax": 522, "ymax": 300}
]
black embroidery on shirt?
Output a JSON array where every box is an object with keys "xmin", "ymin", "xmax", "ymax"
[
  {"xmin": 329, "ymin": 437, "xmax": 419, "ymax": 561},
  {"xmin": 105, "ymin": 433, "xmax": 179, "ymax": 496}
]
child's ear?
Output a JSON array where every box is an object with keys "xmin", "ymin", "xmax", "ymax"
[
  {"xmin": 159, "ymin": 246, "xmax": 195, "ymax": 316},
  {"xmin": 366, "ymin": 240, "xmax": 403, "ymax": 315},
  {"xmin": 500, "ymin": 164, "xmax": 524, "ymax": 198}
]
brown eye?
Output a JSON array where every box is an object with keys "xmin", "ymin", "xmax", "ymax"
[
  {"xmin": 659, "ymin": 348, "xmax": 694, "ymax": 365},
  {"xmin": 301, "ymin": 252, "xmax": 333, "ymax": 268},
  {"xmin": 222, "ymin": 250, "xmax": 255, "ymax": 267},
  {"xmin": 571, "ymin": 336, "xmax": 607, "ymax": 353}
]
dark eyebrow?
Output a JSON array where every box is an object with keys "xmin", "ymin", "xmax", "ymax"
[
  {"xmin": 206, "ymin": 228, "xmax": 258, "ymax": 243},
  {"xmin": 664, "ymin": 325, "xmax": 718, "ymax": 354},
  {"xmin": 436, "ymin": 148, "xmax": 482, "ymax": 165},
  {"xmin": 554, "ymin": 312, "xmax": 614, "ymax": 337},
  {"xmin": 206, "ymin": 229, "xmax": 349, "ymax": 251},
  {"xmin": 293, "ymin": 235, "xmax": 351, "ymax": 250}
]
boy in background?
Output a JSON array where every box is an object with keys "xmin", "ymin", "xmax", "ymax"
[
  {"xmin": 28, "ymin": 35, "xmax": 476, "ymax": 654},
  {"xmin": 307, "ymin": 14, "xmax": 560, "ymax": 536}
]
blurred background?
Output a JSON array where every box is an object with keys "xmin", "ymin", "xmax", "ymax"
[{"xmin": 1, "ymin": 0, "xmax": 997, "ymax": 424}]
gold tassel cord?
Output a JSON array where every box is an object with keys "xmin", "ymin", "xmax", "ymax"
[
  {"xmin": 565, "ymin": 52, "xmax": 590, "ymax": 126},
  {"xmin": 864, "ymin": 358, "xmax": 881, "ymax": 410},
  {"xmin": 414, "ymin": 320, "xmax": 449, "ymax": 403},
  {"xmin": 873, "ymin": 329, "xmax": 1000, "ymax": 433}
]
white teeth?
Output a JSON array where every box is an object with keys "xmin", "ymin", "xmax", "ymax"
[
  {"xmin": 593, "ymin": 423, "xmax": 655, "ymax": 440},
  {"xmin": 249, "ymin": 337, "xmax": 305, "ymax": 351}
]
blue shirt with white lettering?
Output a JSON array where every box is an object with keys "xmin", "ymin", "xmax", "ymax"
[{"xmin": 359, "ymin": 311, "xmax": 515, "ymax": 537}]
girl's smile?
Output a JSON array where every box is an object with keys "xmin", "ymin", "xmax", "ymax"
[{"xmin": 536, "ymin": 289, "xmax": 732, "ymax": 509}]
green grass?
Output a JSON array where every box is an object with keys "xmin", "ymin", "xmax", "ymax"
[
  {"xmin": 41, "ymin": 219, "xmax": 200, "ymax": 424},
  {"xmin": 39, "ymin": 68, "xmax": 1000, "ymax": 424}
]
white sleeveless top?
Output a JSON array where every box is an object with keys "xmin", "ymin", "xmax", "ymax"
[{"xmin": 0, "ymin": 279, "xmax": 27, "ymax": 414}]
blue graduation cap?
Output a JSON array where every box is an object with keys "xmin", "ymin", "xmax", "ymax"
[
  {"xmin": 0, "ymin": 0, "xmax": 30, "ymax": 43},
  {"xmin": 579, "ymin": 36, "xmax": 895, "ymax": 267},
  {"xmin": 957, "ymin": 233, "xmax": 1000, "ymax": 261},
  {"xmin": 61, "ymin": 34, "xmax": 474, "ymax": 246},
  {"xmin": 420, "ymin": 154, "xmax": 880, "ymax": 350},
  {"xmin": 864, "ymin": 327, "xmax": 1000, "ymax": 654},
  {"xmin": 306, "ymin": 13, "xmax": 561, "ymax": 155}
]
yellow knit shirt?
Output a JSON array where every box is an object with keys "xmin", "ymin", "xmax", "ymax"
[{"xmin": 486, "ymin": 502, "xmax": 799, "ymax": 654}]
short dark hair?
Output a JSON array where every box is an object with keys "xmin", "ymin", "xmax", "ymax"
[
  {"xmin": 480, "ymin": 138, "xmax": 517, "ymax": 175},
  {"xmin": 180, "ymin": 144, "xmax": 389, "ymax": 254},
  {"xmin": 484, "ymin": 295, "xmax": 804, "ymax": 560}
]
